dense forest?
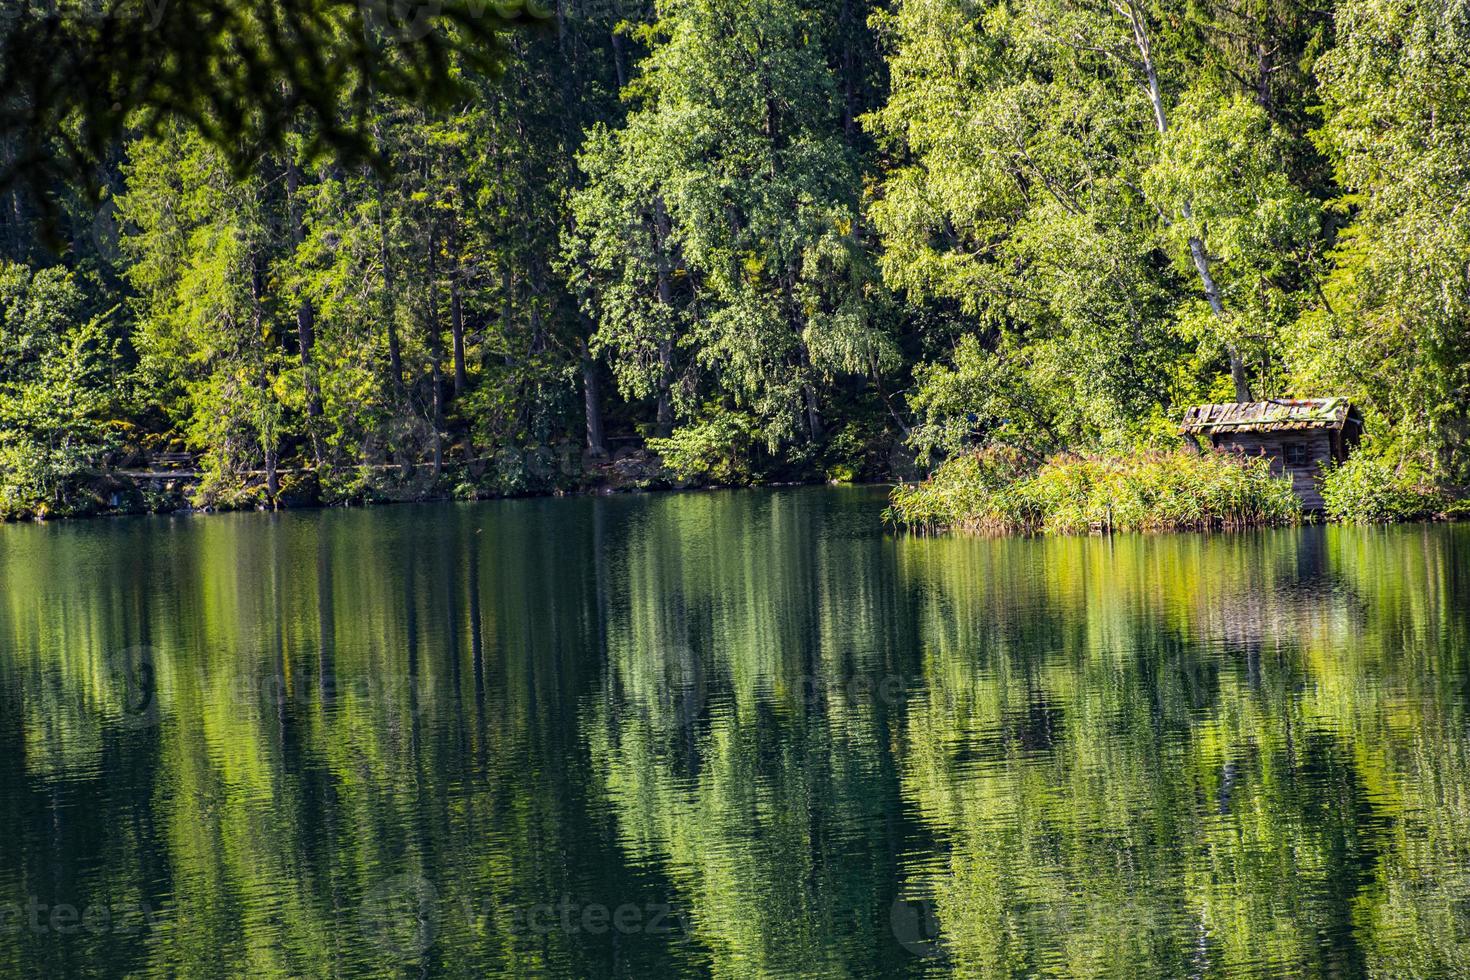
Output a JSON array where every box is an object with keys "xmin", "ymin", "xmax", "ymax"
[{"xmin": 0, "ymin": 0, "xmax": 1466, "ymax": 521}]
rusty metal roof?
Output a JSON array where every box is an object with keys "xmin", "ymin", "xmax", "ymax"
[{"xmin": 1179, "ymin": 398, "xmax": 1358, "ymax": 434}]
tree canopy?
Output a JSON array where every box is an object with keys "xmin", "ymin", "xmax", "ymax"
[{"xmin": 1, "ymin": 0, "xmax": 1467, "ymax": 519}]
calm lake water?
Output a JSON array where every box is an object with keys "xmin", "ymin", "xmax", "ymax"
[{"xmin": 1, "ymin": 487, "xmax": 1468, "ymax": 978}]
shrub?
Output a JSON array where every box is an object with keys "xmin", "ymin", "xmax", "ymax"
[
  {"xmin": 822, "ymin": 420, "xmax": 889, "ymax": 484},
  {"xmin": 887, "ymin": 446, "xmax": 1033, "ymax": 532},
  {"xmin": 888, "ymin": 448, "xmax": 1300, "ymax": 534},
  {"xmin": 648, "ymin": 408, "xmax": 759, "ymax": 485},
  {"xmin": 1319, "ymin": 454, "xmax": 1445, "ymax": 522},
  {"xmin": 192, "ymin": 463, "xmax": 267, "ymax": 511},
  {"xmin": 0, "ymin": 265, "xmax": 131, "ymax": 520}
]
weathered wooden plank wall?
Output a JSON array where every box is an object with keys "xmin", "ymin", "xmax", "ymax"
[{"xmin": 1207, "ymin": 432, "xmax": 1333, "ymax": 511}]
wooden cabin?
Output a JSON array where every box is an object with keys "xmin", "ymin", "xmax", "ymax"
[{"xmin": 1180, "ymin": 398, "xmax": 1363, "ymax": 511}]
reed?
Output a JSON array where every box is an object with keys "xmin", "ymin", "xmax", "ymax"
[{"xmin": 888, "ymin": 448, "xmax": 1301, "ymax": 534}]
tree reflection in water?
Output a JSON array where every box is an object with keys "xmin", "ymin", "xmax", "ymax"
[{"xmin": 0, "ymin": 493, "xmax": 1465, "ymax": 978}]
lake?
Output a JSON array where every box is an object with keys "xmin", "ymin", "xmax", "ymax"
[{"xmin": 1, "ymin": 487, "xmax": 1467, "ymax": 977}]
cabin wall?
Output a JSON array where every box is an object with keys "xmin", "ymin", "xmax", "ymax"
[{"xmin": 1207, "ymin": 431, "xmax": 1335, "ymax": 511}]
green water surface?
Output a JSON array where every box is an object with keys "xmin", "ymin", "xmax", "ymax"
[{"xmin": 1, "ymin": 487, "xmax": 1467, "ymax": 977}]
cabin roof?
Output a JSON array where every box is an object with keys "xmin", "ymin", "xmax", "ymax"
[{"xmin": 1179, "ymin": 398, "xmax": 1358, "ymax": 434}]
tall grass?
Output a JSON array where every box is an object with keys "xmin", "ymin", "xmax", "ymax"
[{"xmin": 888, "ymin": 447, "xmax": 1301, "ymax": 534}]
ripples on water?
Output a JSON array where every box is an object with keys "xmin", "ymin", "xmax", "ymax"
[{"xmin": 0, "ymin": 488, "xmax": 1467, "ymax": 977}]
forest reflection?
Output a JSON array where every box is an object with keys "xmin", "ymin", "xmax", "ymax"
[{"xmin": 0, "ymin": 490, "xmax": 1466, "ymax": 978}]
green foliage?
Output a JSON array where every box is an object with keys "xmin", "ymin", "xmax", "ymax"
[
  {"xmin": 821, "ymin": 418, "xmax": 891, "ymax": 483},
  {"xmin": 886, "ymin": 446, "xmax": 1038, "ymax": 532},
  {"xmin": 90, "ymin": 12, "xmax": 628, "ymax": 513},
  {"xmin": 867, "ymin": 0, "xmax": 1211, "ymax": 431},
  {"xmin": 1, "ymin": 0, "xmax": 543, "ymax": 235},
  {"xmin": 874, "ymin": 0, "xmax": 1466, "ymax": 525},
  {"xmin": 565, "ymin": 0, "xmax": 896, "ymax": 452},
  {"xmin": 1143, "ymin": 91, "xmax": 1322, "ymax": 372},
  {"xmin": 2, "ymin": 0, "xmax": 1469, "ymax": 525},
  {"xmin": 0, "ymin": 263, "xmax": 132, "ymax": 518},
  {"xmin": 906, "ymin": 336, "xmax": 1072, "ymax": 465},
  {"xmin": 647, "ymin": 407, "xmax": 759, "ymax": 485},
  {"xmin": 118, "ymin": 127, "xmax": 292, "ymax": 508},
  {"xmin": 1290, "ymin": 0, "xmax": 1470, "ymax": 482},
  {"xmin": 1319, "ymin": 453, "xmax": 1447, "ymax": 523},
  {"xmin": 889, "ymin": 448, "xmax": 1301, "ymax": 534}
]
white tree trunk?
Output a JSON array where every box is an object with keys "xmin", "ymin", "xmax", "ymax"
[{"xmin": 1118, "ymin": 0, "xmax": 1254, "ymax": 402}]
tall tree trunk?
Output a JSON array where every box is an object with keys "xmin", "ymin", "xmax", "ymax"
[
  {"xmin": 377, "ymin": 183, "xmax": 403, "ymax": 390},
  {"xmin": 1255, "ymin": 40, "xmax": 1273, "ymax": 115},
  {"xmin": 1184, "ymin": 223, "xmax": 1252, "ymax": 401},
  {"xmin": 286, "ymin": 159, "xmax": 326, "ymax": 464},
  {"xmin": 798, "ymin": 336, "xmax": 823, "ymax": 440},
  {"xmin": 558, "ymin": 0, "xmax": 612, "ymax": 461},
  {"xmin": 426, "ymin": 219, "xmax": 445, "ymax": 478},
  {"xmin": 610, "ymin": 30, "xmax": 627, "ymax": 89},
  {"xmin": 369, "ymin": 108, "xmax": 404, "ymax": 392},
  {"xmin": 1122, "ymin": 0, "xmax": 1254, "ymax": 402},
  {"xmin": 251, "ymin": 253, "xmax": 279, "ymax": 506},
  {"xmin": 839, "ymin": 0, "xmax": 858, "ymax": 139},
  {"xmin": 447, "ymin": 197, "xmax": 469, "ymax": 397},
  {"xmin": 261, "ymin": 387, "xmax": 279, "ymax": 506},
  {"xmin": 449, "ymin": 265, "xmax": 468, "ymax": 397},
  {"xmin": 528, "ymin": 268, "xmax": 547, "ymax": 356},
  {"xmin": 655, "ymin": 348, "xmax": 675, "ymax": 437},
  {"xmin": 803, "ymin": 383, "xmax": 824, "ymax": 440},
  {"xmin": 872, "ymin": 359, "xmax": 911, "ymax": 438},
  {"xmin": 652, "ymin": 195, "xmax": 677, "ymax": 437},
  {"xmin": 582, "ymin": 336, "xmax": 607, "ymax": 458}
]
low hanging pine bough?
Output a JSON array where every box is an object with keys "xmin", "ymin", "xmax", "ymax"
[{"xmin": 0, "ymin": 0, "xmax": 548, "ymax": 238}]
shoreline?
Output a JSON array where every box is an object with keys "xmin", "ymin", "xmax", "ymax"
[
  {"xmin": 2, "ymin": 463, "xmax": 880, "ymax": 526},
  {"xmin": 9, "ymin": 475, "xmax": 1462, "ymax": 533},
  {"xmin": 11, "ymin": 449, "xmax": 1466, "ymax": 531}
]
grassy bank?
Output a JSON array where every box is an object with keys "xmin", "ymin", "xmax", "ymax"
[{"xmin": 887, "ymin": 448, "xmax": 1304, "ymax": 534}]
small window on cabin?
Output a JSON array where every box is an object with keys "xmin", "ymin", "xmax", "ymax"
[{"xmin": 1284, "ymin": 442, "xmax": 1311, "ymax": 467}]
